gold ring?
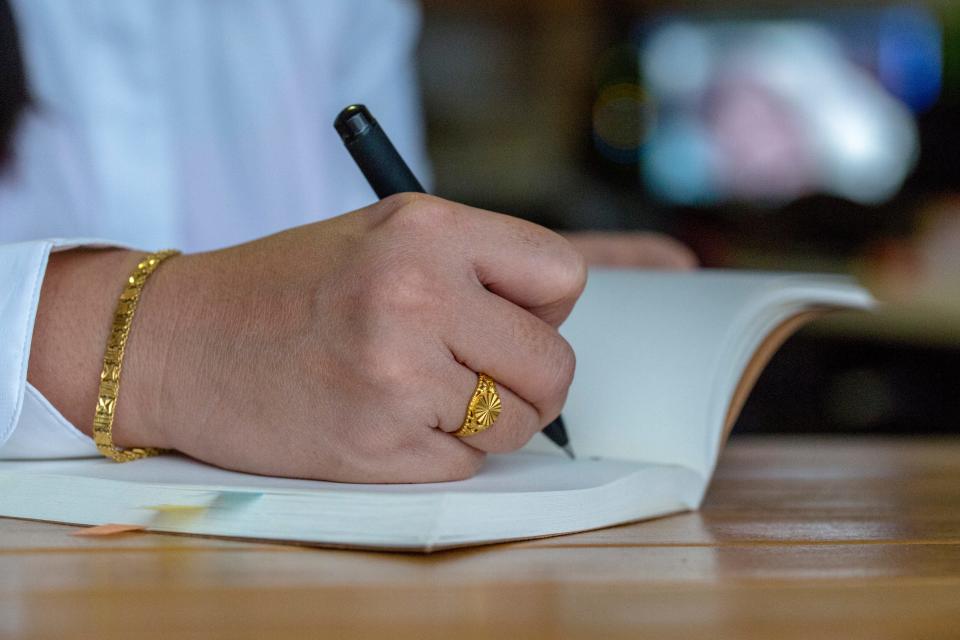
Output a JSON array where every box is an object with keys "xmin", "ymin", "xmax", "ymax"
[{"xmin": 452, "ymin": 373, "xmax": 502, "ymax": 438}]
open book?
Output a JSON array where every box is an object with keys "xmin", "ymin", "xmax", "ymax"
[{"xmin": 0, "ymin": 270, "xmax": 873, "ymax": 551}]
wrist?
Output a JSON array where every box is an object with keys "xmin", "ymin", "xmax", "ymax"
[
  {"xmin": 119, "ymin": 250, "xmax": 205, "ymax": 451},
  {"xmin": 28, "ymin": 248, "xmax": 187, "ymax": 451}
]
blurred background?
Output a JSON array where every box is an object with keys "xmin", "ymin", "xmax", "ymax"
[{"xmin": 417, "ymin": 0, "xmax": 960, "ymax": 436}]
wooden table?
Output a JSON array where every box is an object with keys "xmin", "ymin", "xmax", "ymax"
[{"xmin": 2, "ymin": 436, "xmax": 959, "ymax": 639}]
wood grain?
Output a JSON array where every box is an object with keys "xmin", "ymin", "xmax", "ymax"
[{"xmin": 2, "ymin": 436, "xmax": 958, "ymax": 639}]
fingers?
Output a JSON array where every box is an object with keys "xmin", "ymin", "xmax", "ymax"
[
  {"xmin": 562, "ymin": 231, "xmax": 699, "ymax": 269},
  {"xmin": 373, "ymin": 194, "xmax": 588, "ymax": 328},
  {"xmin": 384, "ymin": 432, "xmax": 487, "ymax": 483},
  {"xmin": 336, "ymin": 428, "xmax": 487, "ymax": 484},
  {"xmin": 414, "ymin": 431, "xmax": 487, "ymax": 482},
  {"xmin": 430, "ymin": 358, "xmax": 543, "ymax": 454},
  {"xmin": 350, "ymin": 194, "xmax": 586, "ymax": 474},
  {"xmin": 465, "ymin": 210, "xmax": 588, "ymax": 328},
  {"xmin": 441, "ymin": 285, "xmax": 575, "ymax": 431}
]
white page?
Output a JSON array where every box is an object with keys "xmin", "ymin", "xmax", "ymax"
[
  {"xmin": 703, "ymin": 277, "xmax": 874, "ymax": 477},
  {"xmin": 526, "ymin": 270, "xmax": 873, "ymax": 482}
]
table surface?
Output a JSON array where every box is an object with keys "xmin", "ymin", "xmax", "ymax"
[{"xmin": 2, "ymin": 436, "xmax": 959, "ymax": 639}]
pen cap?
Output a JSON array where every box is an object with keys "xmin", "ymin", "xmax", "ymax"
[
  {"xmin": 334, "ymin": 104, "xmax": 425, "ymax": 198},
  {"xmin": 334, "ymin": 104, "xmax": 377, "ymax": 143}
]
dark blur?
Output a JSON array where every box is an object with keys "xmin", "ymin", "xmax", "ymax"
[{"xmin": 418, "ymin": 0, "xmax": 960, "ymax": 436}]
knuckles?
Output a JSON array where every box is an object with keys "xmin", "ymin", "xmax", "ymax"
[
  {"xmin": 355, "ymin": 198, "xmax": 458, "ymax": 319},
  {"xmin": 380, "ymin": 192, "xmax": 458, "ymax": 238}
]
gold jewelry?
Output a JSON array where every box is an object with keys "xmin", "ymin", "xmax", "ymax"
[
  {"xmin": 93, "ymin": 250, "xmax": 180, "ymax": 462},
  {"xmin": 453, "ymin": 373, "xmax": 502, "ymax": 438}
]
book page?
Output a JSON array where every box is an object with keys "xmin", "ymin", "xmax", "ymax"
[{"xmin": 524, "ymin": 270, "xmax": 873, "ymax": 482}]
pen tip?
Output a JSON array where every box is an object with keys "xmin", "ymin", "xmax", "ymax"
[{"xmin": 562, "ymin": 444, "xmax": 576, "ymax": 460}]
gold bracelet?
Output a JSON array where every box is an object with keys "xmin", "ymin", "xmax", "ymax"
[{"xmin": 93, "ymin": 249, "xmax": 180, "ymax": 462}]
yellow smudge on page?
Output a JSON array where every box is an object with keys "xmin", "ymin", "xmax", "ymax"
[{"xmin": 144, "ymin": 503, "xmax": 209, "ymax": 513}]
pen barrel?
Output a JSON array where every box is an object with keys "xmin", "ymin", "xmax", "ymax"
[{"xmin": 342, "ymin": 124, "xmax": 425, "ymax": 198}]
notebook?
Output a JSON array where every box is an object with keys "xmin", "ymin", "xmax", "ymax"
[{"xmin": 0, "ymin": 270, "xmax": 874, "ymax": 551}]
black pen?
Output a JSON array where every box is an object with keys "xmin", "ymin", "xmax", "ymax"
[{"xmin": 334, "ymin": 104, "xmax": 575, "ymax": 460}]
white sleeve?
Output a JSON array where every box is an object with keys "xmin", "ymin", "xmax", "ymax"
[{"xmin": 0, "ymin": 239, "xmax": 111, "ymax": 459}]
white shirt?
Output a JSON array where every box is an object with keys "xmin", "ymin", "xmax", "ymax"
[{"xmin": 0, "ymin": 0, "xmax": 429, "ymax": 458}]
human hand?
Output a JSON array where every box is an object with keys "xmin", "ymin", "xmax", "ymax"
[
  {"xmin": 562, "ymin": 231, "xmax": 698, "ymax": 269},
  {"xmin": 31, "ymin": 195, "xmax": 586, "ymax": 483}
]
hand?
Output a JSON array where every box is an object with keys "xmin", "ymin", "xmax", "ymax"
[
  {"xmin": 562, "ymin": 231, "xmax": 697, "ymax": 269},
  {"xmin": 30, "ymin": 195, "xmax": 587, "ymax": 483}
]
